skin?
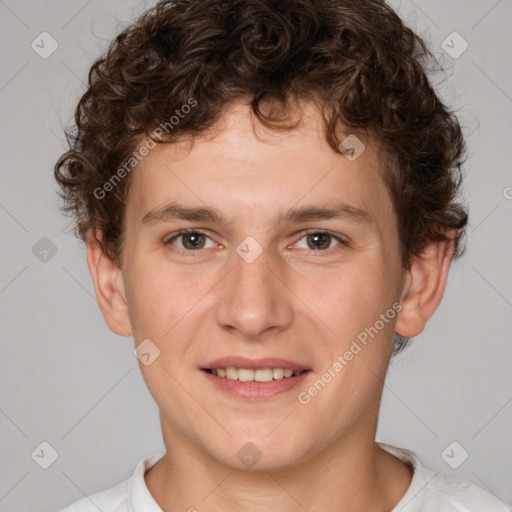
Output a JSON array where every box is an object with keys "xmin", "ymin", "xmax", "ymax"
[{"xmin": 88, "ymin": 98, "xmax": 455, "ymax": 511}]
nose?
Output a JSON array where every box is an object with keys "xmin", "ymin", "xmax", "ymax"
[{"xmin": 214, "ymin": 244, "xmax": 294, "ymax": 341}]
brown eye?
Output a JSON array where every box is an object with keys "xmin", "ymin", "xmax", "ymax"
[
  {"xmin": 181, "ymin": 232, "xmax": 206, "ymax": 249},
  {"xmin": 295, "ymin": 231, "xmax": 343, "ymax": 251},
  {"xmin": 307, "ymin": 233, "xmax": 333, "ymax": 250},
  {"xmin": 166, "ymin": 230, "xmax": 215, "ymax": 251}
]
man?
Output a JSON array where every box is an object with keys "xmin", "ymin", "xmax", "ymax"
[{"xmin": 55, "ymin": 0, "xmax": 510, "ymax": 510}]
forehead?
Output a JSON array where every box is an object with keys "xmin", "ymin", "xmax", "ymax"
[{"xmin": 125, "ymin": 99, "xmax": 393, "ymax": 229}]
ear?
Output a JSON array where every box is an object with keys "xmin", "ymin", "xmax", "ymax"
[
  {"xmin": 395, "ymin": 232, "xmax": 455, "ymax": 338},
  {"xmin": 87, "ymin": 232, "xmax": 132, "ymax": 337}
]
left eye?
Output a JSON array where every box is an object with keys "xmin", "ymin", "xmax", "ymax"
[{"xmin": 294, "ymin": 231, "xmax": 343, "ymax": 251}]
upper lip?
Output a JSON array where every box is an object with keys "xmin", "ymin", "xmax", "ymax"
[{"xmin": 202, "ymin": 356, "xmax": 310, "ymax": 371}]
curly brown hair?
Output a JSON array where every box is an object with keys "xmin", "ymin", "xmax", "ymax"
[{"xmin": 55, "ymin": 0, "xmax": 468, "ymax": 272}]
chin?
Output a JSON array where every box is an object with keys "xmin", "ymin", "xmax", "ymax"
[{"xmin": 206, "ymin": 428, "xmax": 311, "ymax": 472}]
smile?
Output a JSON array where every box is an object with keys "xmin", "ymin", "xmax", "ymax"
[{"xmin": 204, "ymin": 367, "xmax": 309, "ymax": 382}]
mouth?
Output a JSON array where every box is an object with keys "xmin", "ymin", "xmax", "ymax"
[
  {"xmin": 200, "ymin": 357, "xmax": 312, "ymax": 399},
  {"xmin": 202, "ymin": 367, "xmax": 310, "ymax": 382}
]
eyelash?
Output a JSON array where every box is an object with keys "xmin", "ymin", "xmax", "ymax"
[{"xmin": 164, "ymin": 228, "xmax": 347, "ymax": 255}]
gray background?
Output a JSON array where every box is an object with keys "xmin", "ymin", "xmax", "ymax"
[{"xmin": 0, "ymin": 0, "xmax": 511, "ymax": 510}]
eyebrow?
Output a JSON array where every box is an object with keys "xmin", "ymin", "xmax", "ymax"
[{"xmin": 141, "ymin": 201, "xmax": 373, "ymax": 227}]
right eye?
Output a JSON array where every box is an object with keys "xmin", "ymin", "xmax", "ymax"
[{"xmin": 164, "ymin": 229, "xmax": 217, "ymax": 252}]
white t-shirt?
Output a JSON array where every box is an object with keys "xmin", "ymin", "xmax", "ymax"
[{"xmin": 59, "ymin": 442, "xmax": 511, "ymax": 511}]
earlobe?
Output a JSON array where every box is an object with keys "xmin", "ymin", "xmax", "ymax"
[
  {"xmin": 87, "ymin": 232, "xmax": 132, "ymax": 337},
  {"xmin": 395, "ymin": 233, "xmax": 455, "ymax": 338}
]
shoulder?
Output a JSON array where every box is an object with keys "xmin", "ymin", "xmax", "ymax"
[
  {"xmin": 378, "ymin": 442, "xmax": 511, "ymax": 512},
  {"xmin": 57, "ymin": 450, "xmax": 166, "ymax": 512},
  {"xmin": 58, "ymin": 478, "xmax": 129, "ymax": 512},
  {"xmin": 422, "ymin": 471, "xmax": 511, "ymax": 511}
]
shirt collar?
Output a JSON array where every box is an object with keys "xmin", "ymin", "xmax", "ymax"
[
  {"xmin": 377, "ymin": 442, "xmax": 437, "ymax": 511},
  {"xmin": 128, "ymin": 449, "xmax": 166, "ymax": 511}
]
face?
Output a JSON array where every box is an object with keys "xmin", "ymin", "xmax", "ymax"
[{"xmin": 113, "ymin": 99, "xmax": 406, "ymax": 470}]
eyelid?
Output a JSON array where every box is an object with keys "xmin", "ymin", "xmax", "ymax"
[{"xmin": 164, "ymin": 227, "xmax": 211, "ymax": 241}]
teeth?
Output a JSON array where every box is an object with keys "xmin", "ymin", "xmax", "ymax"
[
  {"xmin": 273, "ymin": 368, "xmax": 284, "ymax": 379},
  {"xmin": 210, "ymin": 367, "xmax": 304, "ymax": 381},
  {"xmin": 238, "ymin": 368, "xmax": 254, "ymax": 382},
  {"xmin": 255, "ymin": 368, "xmax": 274, "ymax": 382},
  {"xmin": 226, "ymin": 367, "xmax": 239, "ymax": 380}
]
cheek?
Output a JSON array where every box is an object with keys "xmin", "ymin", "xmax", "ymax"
[
  {"xmin": 307, "ymin": 259, "xmax": 399, "ymax": 348},
  {"xmin": 123, "ymin": 263, "xmax": 175, "ymax": 338},
  {"xmin": 123, "ymin": 258, "xmax": 213, "ymax": 340}
]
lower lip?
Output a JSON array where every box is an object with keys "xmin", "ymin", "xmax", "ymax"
[{"xmin": 201, "ymin": 370, "xmax": 311, "ymax": 400}]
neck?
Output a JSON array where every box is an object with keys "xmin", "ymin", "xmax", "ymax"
[{"xmin": 145, "ymin": 422, "xmax": 413, "ymax": 512}]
